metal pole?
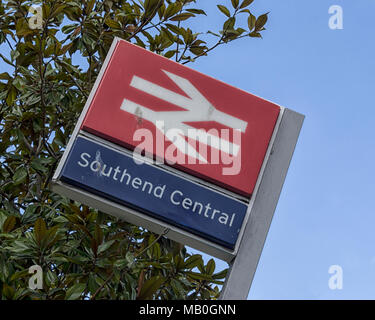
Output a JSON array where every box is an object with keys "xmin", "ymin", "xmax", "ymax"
[{"xmin": 220, "ymin": 108, "xmax": 305, "ymax": 300}]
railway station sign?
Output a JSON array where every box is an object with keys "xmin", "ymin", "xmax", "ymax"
[{"xmin": 52, "ymin": 37, "xmax": 303, "ymax": 272}]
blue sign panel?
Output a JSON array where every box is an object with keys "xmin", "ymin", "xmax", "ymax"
[{"xmin": 60, "ymin": 136, "xmax": 247, "ymax": 249}]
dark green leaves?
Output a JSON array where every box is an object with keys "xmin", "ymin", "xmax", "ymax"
[
  {"xmin": 186, "ymin": 9, "xmax": 206, "ymax": 16},
  {"xmin": 255, "ymin": 13, "xmax": 268, "ymax": 31},
  {"xmin": 231, "ymin": 0, "xmax": 239, "ymax": 9},
  {"xmin": 170, "ymin": 12, "xmax": 195, "ymax": 21},
  {"xmin": 205, "ymin": 259, "xmax": 216, "ymax": 275},
  {"xmin": 97, "ymin": 240, "xmax": 115, "ymax": 255},
  {"xmin": 0, "ymin": 72, "xmax": 11, "ymax": 81},
  {"xmin": 3, "ymin": 216, "xmax": 17, "ymax": 233},
  {"xmin": 184, "ymin": 254, "xmax": 203, "ymax": 269},
  {"xmin": 6, "ymin": 85, "xmax": 17, "ymax": 105},
  {"xmin": 0, "ymin": 0, "xmax": 268, "ymax": 301},
  {"xmin": 248, "ymin": 12, "xmax": 268, "ymax": 37},
  {"xmin": 163, "ymin": 49, "xmax": 176, "ymax": 58},
  {"xmin": 217, "ymin": 5, "xmax": 231, "ymax": 18},
  {"xmin": 34, "ymin": 218, "xmax": 47, "ymax": 245},
  {"xmin": 240, "ymin": 0, "xmax": 254, "ymax": 9},
  {"xmin": 248, "ymin": 13, "xmax": 256, "ymax": 31},
  {"xmin": 163, "ymin": 2, "xmax": 182, "ymax": 20},
  {"xmin": 212, "ymin": 268, "xmax": 228, "ymax": 280},
  {"xmin": 137, "ymin": 276, "xmax": 165, "ymax": 300},
  {"xmin": 144, "ymin": 0, "xmax": 162, "ymax": 16},
  {"xmin": 65, "ymin": 283, "xmax": 86, "ymax": 300},
  {"xmin": 12, "ymin": 167, "xmax": 27, "ymax": 185},
  {"xmin": 2, "ymin": 284, "xmax": 15, "ymax": 300},
  {"xmin": 31, "ymin": 158, "xmax": 48, "ymax": 174},
  {"xmin": 104, "ymin": 18, "xmax": 121, "ymax": 30}
]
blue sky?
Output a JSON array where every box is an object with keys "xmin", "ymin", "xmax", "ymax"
[
  {"xmin": 188, "ymin": 0, "xmax": 375, "ymax": 299},
  {"xmin": 2, "ymin": 0, "xmax": 374, "ymax": 299}
]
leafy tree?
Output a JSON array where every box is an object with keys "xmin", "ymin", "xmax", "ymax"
[{"xmin": 0, "ymin": 0, "xmax": 267, "ymax": 300}]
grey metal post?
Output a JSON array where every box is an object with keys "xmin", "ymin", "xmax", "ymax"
[{"xmin": 220, "ymin": 108, "xmax": 304, "ymax": 300}]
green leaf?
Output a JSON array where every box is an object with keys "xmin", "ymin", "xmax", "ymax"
[
  {"xmin": 62, "ymin": 23, "xmax": 79, "ymax": 34},
  {"xmin": 0, "ymin": 72, "xmax": 11, "ymax": 81},
  {"xmin": 21, "ymin": 204, "xmax": 39, "ymax": 224},
  {"xmin": 152, "ymin": 242, "xmax": 161, "ymax": 259},
  {"xmin": 34, "ymin": 218, "xmax": 47, "ymax": 245},
  {"xmin": 12, "ymin": 77, "xmax": 25, "ymax": 91},
  {"xmin": 12, "ymin": 167, "xmax": 27, "ymax": 185},
  {"xmin": 6, "ymin": 85, "xmax": 17, "ymax": 105},
  {"xmin": 31, "ymin": 158, "xmax": 48, "ymax": 174},
  {"xmin": 247, "ymin": 13, "xmax": 256, "ymax": 31},
  {"xmin": 231, "ymin": 0, "xmax": 239, "ymax": 9},
  {"xmin": 87, "ymin": 274, "xmax": 99, "ymax": 293},
  {"xmin": 43, "ymin": 225, "xmax": 59, "ymax": 248},
  {"xmin": 105, "ymin": 18, "xmax": 121, "ymax": 29},
  {"xmin": 186, "ymin": 271, "xmax": 212, "ymax": 281},
  {"xmin": 174, "ymin": 254, "xmax": 185, "ymax": 271},
  {"xmin": 94, "ymin": 224, "xmax": 103, "ymax": 245},
  {"xmin": 170, "ymin": 279, "xmax": 185, "ymax": 297},
  {"xmin": 10, "ymin": 269, "xmax": 30, "ymax": 281},
  {"xmin": 8, "ymin": 240, "xmax": 31, "ymax": 253},
  {"xmin": 164, "ymin": 50, "xmax": 176, "ymax": 58},
  {"xmin": 144, "ymin": 0, "xmax": 161, "ymax": 15},
  {"xmin": 158, "ymin": 3, "xmax": 165, "ymax": 19},
  {"xmin": 97, "ymin": 239, "xmax": 115, "ymax": 255},
  {"xmin": 113, "ymin": 259, "xmax": 127, "ymax": 268},
  {"xmin": 239, "ymin": 8, "xmax": 250, "ymax": 14},
  {"xmin": 3, "ymin": 216, "xmax": 17, "ymax": 233},
  {"xmin": 125, "ymin": 251, "xmax": 135, "ymax": 267},
  {"xmin": 85, "ymin": 0, "xmax": 95, "ymax": 14},
  {"xmin": 170, "ymin": 12, "xmax": 195, "ymax": 21},
  {"xmin": 184, "ymin": 254, "xmax": 202, "ymax": 269},
  {"xmin": 207, "ymin": 30, "xmax": 221, "ymax": 37},
  {"xmin": 206, "ymin": 259, "xmax": 215, "ymax": 275},
  {"xmin": 10, "ymin": 49, "xmax": 20, "ymax": 61},
  {"xmin": 223, "ymin": 17, "xmax": 236, "ymax": 31},
  {"xmin": 217, "ymin": 5, "xmax": 231, "ymax": 17},
  {"xmin": 239, "ymin": 0, "xmax": 254, "ymax": 9},
  {"xmin": 255, "ymin": 13, "xmax": 268, "ymax": 31},
  {"xmin": 165, "ymin": 23, "xmax": 182, "ymax": 35},
  {"xmin": 185, "ymin": 9, "xmax": 206, "ymax": 16},
  {"xmin": 212, "ymin": 268, "xmax": 228, "ymax": 279},
  {"xmin": 249, "ymin": 31, "xmax": 262, "ymax": 38},
  {"xmin": 164, "ymin": 3, "xmax": 181, "ymax": 19},
  {"xmin": 65, "ymin": 282, "xmax": 86, "ymax": 300},
  {"xmin": 137, "ymin": 276, "xmax": 165, "ymax": 300},
  {"xmin": 236, "ymin": 27, "xmax": 247, "ymax": 35},
  {"xmin": 190, "ymin": 46, "xmax": 206, "ymax": 56},
  {"xmin": 2, "ymin": 284, "xmax": 15, "ymax": 299}
]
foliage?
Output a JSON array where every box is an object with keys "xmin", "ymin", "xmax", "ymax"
[{"xmin": 0, "ymin": 0, "xmax": 267, "ymax": 300}]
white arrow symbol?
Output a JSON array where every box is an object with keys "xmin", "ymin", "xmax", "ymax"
[{"xmin": 120, "ymin": 70, "xmax": 248, "ymax": 162}]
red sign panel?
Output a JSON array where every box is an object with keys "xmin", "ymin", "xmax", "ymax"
[{"xmin": 81, "ymin": 40, "xmax": 280, "ymax": 197}]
